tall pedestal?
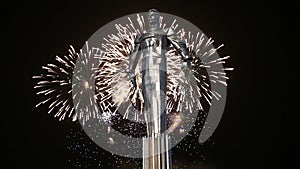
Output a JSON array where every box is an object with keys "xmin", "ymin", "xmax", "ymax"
[{"xmin": 143, "ymin": 133, "xmax": 171, "ymax": 169}]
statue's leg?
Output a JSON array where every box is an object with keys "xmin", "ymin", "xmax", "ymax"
[{"xmin": 142, "ymin": 68, "xmax": 171, "ymax": 169}]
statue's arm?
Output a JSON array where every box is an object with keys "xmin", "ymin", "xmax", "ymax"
[
  {"xmin": 128, "ymin": 35, "xmax": 141, "ymax": 78},
  {"xmin": 167, "ymin": 28, "xmax": 192, "ymax": 62}
]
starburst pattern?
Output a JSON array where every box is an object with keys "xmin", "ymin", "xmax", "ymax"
[
  {"xmin": 94, "ymin": 15, "xmax": 233, "ymax": 125},
  {"xmin": 95, "ymin": 14, "xmax": 146, "ymax": 123},
  {"xmin": 33, "ymin": 14, "xmax": 233, "ymax": 127},
  {"xmin": 33, "ymin": 46, "xmax": 78, "ymax": 121},
  {"xmin": 33, "ymin": 43, "xmax": 103, "ymax": 124}
]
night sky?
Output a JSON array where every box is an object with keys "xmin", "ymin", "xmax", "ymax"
[{"xmin": 5, "ymin": 0, "xmax": 288, "ymax": 169}]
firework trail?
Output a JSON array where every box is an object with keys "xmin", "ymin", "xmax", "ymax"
[{"xmin": 33, "ymin": 14, "xmax": 233, "ymax": 127}]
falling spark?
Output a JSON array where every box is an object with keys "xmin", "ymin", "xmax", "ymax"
[
  {"xmin": 179, "ymin": 128, "xmax": 185, "ymax": 134},
  {"xmin": 108, "ymin": 137, "xmax": 115, "ymax": 145},
  {"xmin": 167, "ymin": 114, "xmax": 183, "ymax": 134}
]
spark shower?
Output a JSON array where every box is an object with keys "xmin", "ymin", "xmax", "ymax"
[{"xmin": 33, "ymin": 11, "xmax": 233, "ymax": 168}]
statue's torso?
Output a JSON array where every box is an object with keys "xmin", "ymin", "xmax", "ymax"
[{"xmin": 137, "ymin": 29, "xmax": 170, "ymax": 74}]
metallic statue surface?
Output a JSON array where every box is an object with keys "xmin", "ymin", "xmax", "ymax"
[{"xmin": 128, "ymin": 9, "xmax": 192, "ymax": 169}]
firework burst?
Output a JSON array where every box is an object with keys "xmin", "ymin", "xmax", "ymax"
[
  {"xmin": 166, "ymin": 28, "xmax": 233, "ymax": 115},
  {"xmin": 33, "ymin": 46, "xmax": 77, "ymax": 121},
  {"xmin": 33, "ymin": 43, "xmax": 103, "ymax": 124},
  {"xmin": 34, "ymin": 14, "xmax": 233, "ymax": 129},
  {"xmin": 94, "ymin": 15, "xmax": 233, "ymax": 126},
  {"xmin": 95, "ymin": 14, "xmax": 146, "ymax": 123}
]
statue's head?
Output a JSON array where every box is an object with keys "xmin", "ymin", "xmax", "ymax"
[{"xmin": 147, "ymin": 9, "xmax": 160, "ymax": 30}]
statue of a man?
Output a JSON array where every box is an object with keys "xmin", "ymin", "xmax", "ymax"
[{"xmin": 128, "ymin": 9, "xmax": 192, "ymax": 169}]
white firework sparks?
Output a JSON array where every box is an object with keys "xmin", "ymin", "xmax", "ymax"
[
  {"xmin": 33, "ymin": 46, "xmax": 77, "ymax": 121},
  {"xmin": 72, "ymin": 42, "xmax": 103, "ymax": 124},
  {"xmin": 95, "ymin": 14, "xmax": 146, "ymax": 123},
  {"xmin": 166, "ymin": 28, "xmax": 233, "ymax": 116},
  {"xmin": 33, "ymin": 43, "xmax": 104, "ymax": 124},
  {"xmin": 95, "ymin": 14, "xmax": 233, "ymax": 124},
  {"xmin": 34, "ymin": 14, "xmax": 233, "ymax": 128}
]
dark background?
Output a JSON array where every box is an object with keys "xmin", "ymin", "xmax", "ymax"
[{"xmin": 5, "ymin": 0, "xmax": 288, "ymax": 169}]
